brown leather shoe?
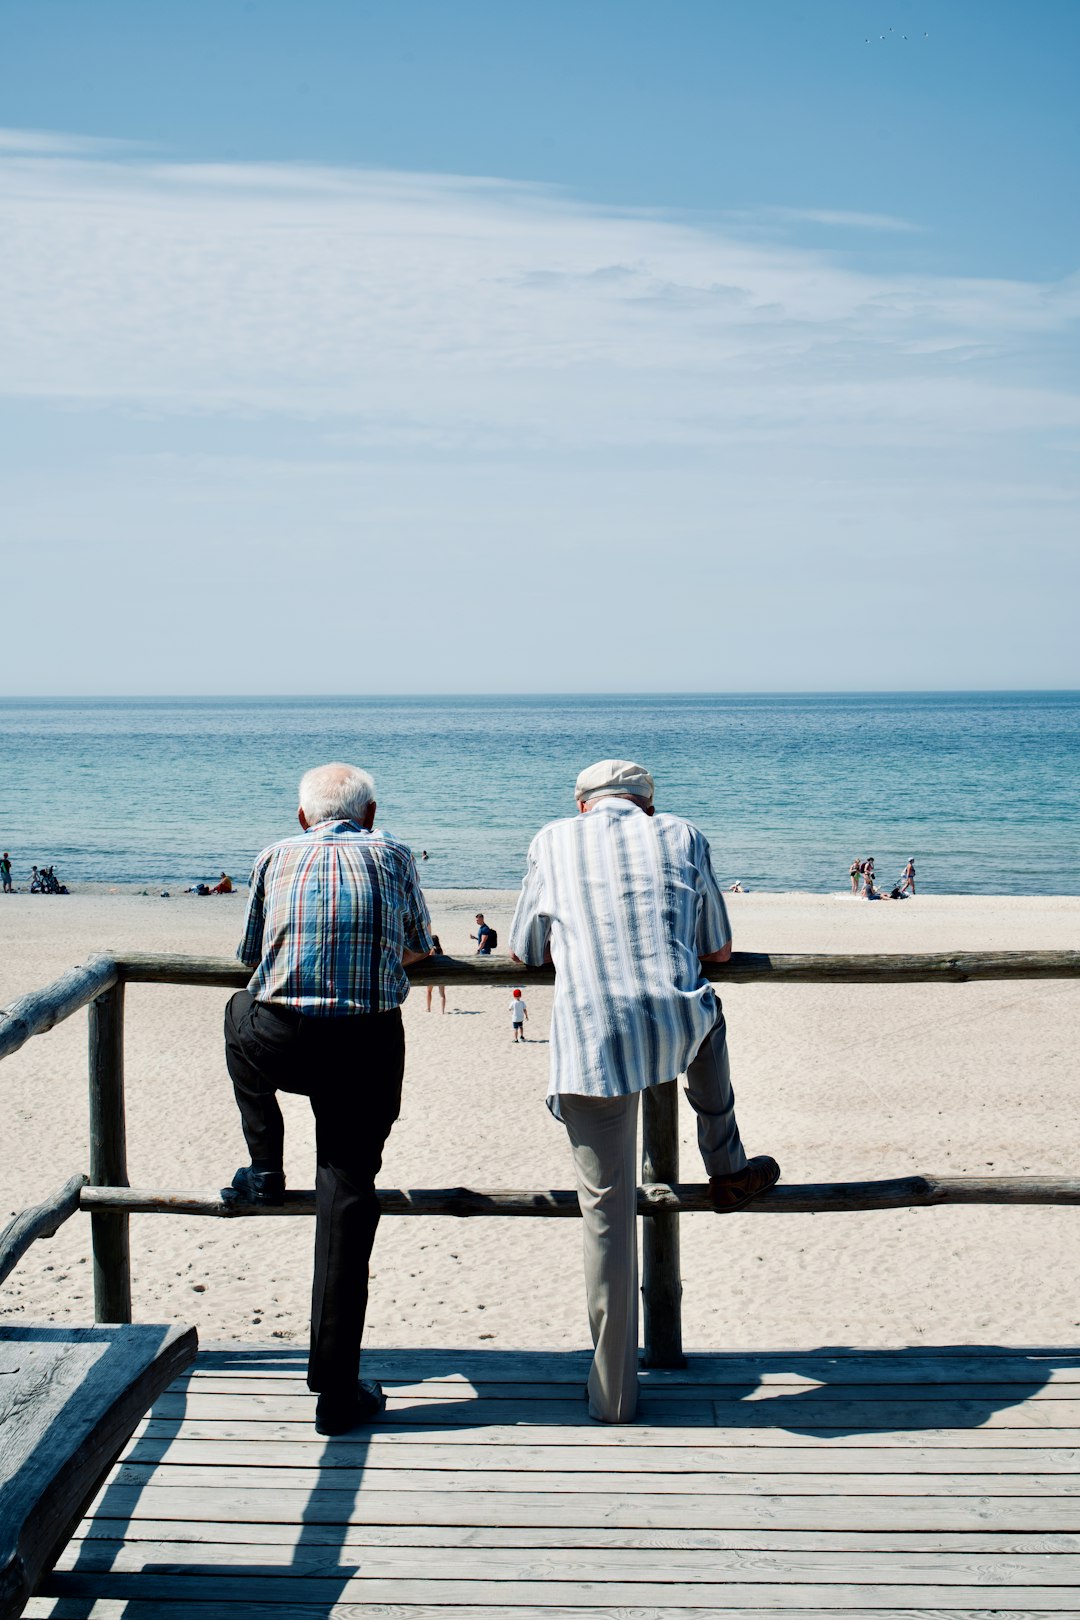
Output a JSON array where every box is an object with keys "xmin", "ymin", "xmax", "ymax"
[{"xmin": 709, "ymin": 1155, "xmax": 781, "ymax": 1213}]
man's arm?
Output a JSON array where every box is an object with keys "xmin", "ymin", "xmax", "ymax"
[
  {"xmin": 236, "ymin": 859, "xmax": 267, "ymax": 968},
  {"xmin": 400, "ymin": 852, "xmax": 435, "ymax": 963},
  {"xmin": 692, "ymin": 830, "xmax": 733, "ymax": 962},
  {"xmin": 508, "ymin": 845, "xmax": 552, "ymax": 967}
]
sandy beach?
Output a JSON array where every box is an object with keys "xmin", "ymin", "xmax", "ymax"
[{"xmin": 1, "ymin": 888, "xmax": 1077, "ymax": 1356}]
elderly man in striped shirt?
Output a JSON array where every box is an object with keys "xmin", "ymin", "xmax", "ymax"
[
  {"xmin": 222, "ymin": 763, "xmax": 433, "ymax": 1435},
  {"xmin": 510, "ymin": 759, "xmax": 779, "ymax": 1424}
]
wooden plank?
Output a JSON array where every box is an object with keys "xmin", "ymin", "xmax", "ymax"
[
  {"xmin": 105, "ymin": 1460, "xmax": 1080, "ymax": 1497},
  {"xmin": 78, "ymin": 1482, "xmax": 1080, "ymax": 1530},
  {"xmin": 134, "ymin": 1416, "xmax": 1080, "ymax": 1448},
  {"xmin": 0, "ymin": 954, "xmax": 117, "ymax": 1062},
  {"xmin": 0, "ymin": 1177, "xmax": 87, "ymax": 1288},
  {"xmin": 78, "ymin": 1175, "xmax": 1080, "ymax": 1218},
  {"xmin": 68, "ymin": 1516, "xmax": 1080, "ymax": 1552},
  {"xmin": 113, "ymin": 946, "xmax": 1080, "ymax": 986},
  {"xmin": 27, "ymin": 1602, "xmax": 1080, "ymax": 1620},
  {"xmin": 143, "ymin": 1391, "xmax": 1080, "ymax": 1428},
  {"xmin": 36, "ymin": 1570, "xmax": 1080, "ymax": 1609},
  {"xmin": 0, "ymin": 1324, "xmax": 197, "ymax": 1620},
  {"xmin": 21, "ymin": 1607, "xmax": 1080, "ymax": 1620},
  {"xmin": 177, "ymin": 1375, "xmax": 1080, "ymax": 1401},
  {"xmin": 118, "ymin": 1437, "xmax": 1080, "ymax": 1473},
  {"xmin": 190, "ymin": 1347, "xmax": 1080, "ymax": 1383},
  {"xmin": 53, "ymin": 1538, "xmax": 1080, "ymax": 1583}
]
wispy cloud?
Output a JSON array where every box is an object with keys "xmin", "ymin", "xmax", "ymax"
[
  {"xmin": 0, "ymin": 126, "xmax": 137, "ymax": 155},
  {"xmin": 0, "ymin": 133, "xmax": 1075, "ymax": 457},
  {"xmin": 762, "ymin": 206, "xmax": 923, "ymax": 233}
]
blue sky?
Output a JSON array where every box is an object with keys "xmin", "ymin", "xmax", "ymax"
[{"xmin": 1, "ymin": 0, "xmax": 1077, "ymax": 692}]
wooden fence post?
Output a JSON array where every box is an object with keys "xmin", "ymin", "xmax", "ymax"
[
  {"xmin": 88, "ymin": 982, "xmax": 131, "ymax": 1323},
  {"xmin": 641, "ymin": 1080, "xmax": 686, "ymax": 1367}
]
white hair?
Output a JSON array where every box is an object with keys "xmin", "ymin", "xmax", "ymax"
[{"xmin": 299, "ymin": 763, "xmax": 375, "ymax": 825}]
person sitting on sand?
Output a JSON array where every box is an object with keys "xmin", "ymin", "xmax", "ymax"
[
  {"xmin": 510, "ymin": 757, "xmax": 779, "ymax": 1425},
  {"xmin": 211, "ymin": 872, "xmax": 234, "ymax": 894}
]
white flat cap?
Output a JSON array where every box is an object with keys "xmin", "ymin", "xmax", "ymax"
[{"xmin": 574, "ymin": 758, "xmax": 655, "ymax": 805}]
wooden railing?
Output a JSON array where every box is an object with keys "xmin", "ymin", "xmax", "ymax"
[{"xmin": 2, "ymin": 948, "xmax": 1078, "ymax": 1368}]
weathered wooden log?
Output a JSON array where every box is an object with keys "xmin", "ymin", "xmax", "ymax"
[
  {"xmin": 0, "ymin": 1176, "xmax": 88, "ymax": 1288},
  {"xmin": 0, "ymin": 955, "xmax": 117, "ymax": 1063},
  {"xmin": 88, "ymin": 984, "xmax": 131, "ymax": 1325},
  {"xmin": 78, "ymin": 1174, "xmax": 1080, "ymax": 1220},
  {"xmin": 0, "ymin": 1323, "xmax": 197, "ymax": 1620},
  {"xmin": 641, "ymin": 1081, "xmax": 685, "ymax": 1368},
  {"xmin": 112, "ymin": 948, "xmax": 1080, "ymax": 989}
]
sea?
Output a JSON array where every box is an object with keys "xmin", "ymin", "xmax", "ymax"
[{"xmin": 1, "ymin": 693, "xmax": 1077, "ymax": 895}]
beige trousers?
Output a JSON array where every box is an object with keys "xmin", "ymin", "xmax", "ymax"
[
  {"xmin": 559, "ymin": 1006, "xmax": 749, "ymax": 1424},
  {"xmin": 560, "ymin": 1090, "xmax": 641, "ymax": 1424}
]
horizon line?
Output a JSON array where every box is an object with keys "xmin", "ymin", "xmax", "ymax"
[{"xmin": 0, "ymin": 688, "xmax": 1077, "ymax": 703}]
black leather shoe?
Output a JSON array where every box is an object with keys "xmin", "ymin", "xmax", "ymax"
[
  {"xmin": 709, "ymin": 1155, "xmax": 781, "ymax": 1213},
  {"xmin": 315, "ymin": 1379, "xmax": 387, "ymax": 1435},
  {"xmin": 220, "ymin": 1165, "xmax": 286, "ymax": 1206}
]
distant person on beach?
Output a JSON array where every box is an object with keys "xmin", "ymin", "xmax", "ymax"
[
  {"xmin": 0, "ymin": 853, "xmax": 11, "ymax": 893},
  {"xmin": 849, "ymin": 859, "xmax": 861, "ymax": 894},
  {"xmin": 221, "ymin": 762, "xmax": 433, "ymax": 1435},
  {"xmin": 900, "ymin": 858, "xmax": 916, "ymax": 895},
  {"xmin": 861, "ymin": 857, "xmax": 876, "ymax": 897},
  {"xmin": 211, "ymin": 872, "xmax": 234, "ymax": 894},
  {"xmin": 471, "ymin": 913, "xmax": 493, "ymax": 954},
  {"xmin": 509, "ymin": 988, "xmax": 528, "ymax": 1041},
  {"xmin": 426, "ymin": 934, "xmax": 446, "ymax": 1013},
  {"xmin": 510, "ymin": 757, "xmax": 779, "ymax": 1425}
]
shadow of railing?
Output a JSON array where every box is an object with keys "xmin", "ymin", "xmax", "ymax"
[{"xmin": 50, "ymin": 1342, "xmax": 1074, "ymax": 1615}]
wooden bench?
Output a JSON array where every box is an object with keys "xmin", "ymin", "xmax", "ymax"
[{"xmin": 0, "ymin": 1323, "xmax": 197, "ymax": 1618}]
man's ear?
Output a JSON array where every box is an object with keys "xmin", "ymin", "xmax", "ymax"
[
  {"xmin": 298, "ymin": 807, "xmax": 309, "ymax": 830},
  {"xmin": 362, "ymin": 801, "xmax": 377, "ymax": 830}
]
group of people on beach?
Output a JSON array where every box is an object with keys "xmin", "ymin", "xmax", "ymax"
[
  {"xmin": 219, "ymin": 757, "xmax": 775, "ymax": 1433},
  {"xmin": 0, "ymin": 853, "xmax": 68, "ymax": 894},
  {"xmin": 849, "ymin": 855, "xmax": 916, "ymax": 900}
]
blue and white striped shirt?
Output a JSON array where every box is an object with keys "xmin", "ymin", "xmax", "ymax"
[
  {"xmin": 238, "ymin": 820, "xmax": 433, "ymax": 1015},
  {"xmin": 509, "ymin": 798, "xmax": 732, "ymax": 1114}
]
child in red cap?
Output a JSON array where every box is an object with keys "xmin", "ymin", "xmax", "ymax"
[{"xmin": 509, "ymin": 988, "xmax": 529, "ymax": 1042}]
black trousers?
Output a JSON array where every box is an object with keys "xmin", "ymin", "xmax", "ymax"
[{"xmin": 223, "ymin": 990, "xmax": 404, "ymax": 1395}]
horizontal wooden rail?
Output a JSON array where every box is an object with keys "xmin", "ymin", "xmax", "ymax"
[
  {"xmin": 0, "ymin": 1175, "xmax": 88, "ymax": 1286},
  {"xmin": 79, "ymin": 1175, "xmax": 1080, "ymax": 1220},
  {"xmin": 0, "ymin": 955, "xmax": 117, "ymax": 1062},
  {"xmin": 113, "ymin": 948, "xmax": 1080, "ymax": 988}
]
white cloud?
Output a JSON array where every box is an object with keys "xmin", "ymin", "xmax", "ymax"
[
  {"xmin": 0, "ymin": 127, "xmax": 136, "ymax": 155},
  {"xmin": 0, "ymin": 134, "xmax": 1077, "ymax": 693},
  {"xmin": 749, "ymin": 205, "xmax": 923, "ymax": 232},
  {"xmin": 0, "ymin": 136, "xmax": 1075, "ymax": 454}
]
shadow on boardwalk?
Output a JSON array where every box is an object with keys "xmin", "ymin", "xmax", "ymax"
[{"xmin": 48, "ymin": 1343, "xmax": 1079, "ymax": 1618}]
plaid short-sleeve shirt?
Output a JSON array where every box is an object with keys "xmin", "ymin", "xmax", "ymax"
[{"xmin": 238, "ymin": 819, "xmax": 433, "ymax": 1015}]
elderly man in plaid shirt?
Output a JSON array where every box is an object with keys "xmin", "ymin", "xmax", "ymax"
[{"xmin": 222, "ymin": 762, "xmax": 433, "ymax": 1435}]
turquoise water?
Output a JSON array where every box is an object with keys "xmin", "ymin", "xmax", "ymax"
[{"xmin": 0, "ymin": 693, "xmax": 1077, "ymax": 894}]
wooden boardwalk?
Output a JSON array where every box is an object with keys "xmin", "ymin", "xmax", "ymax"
[{"xmin": 26, "ymin": 1344, "xmax": 1080, "ymax": 1618}]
